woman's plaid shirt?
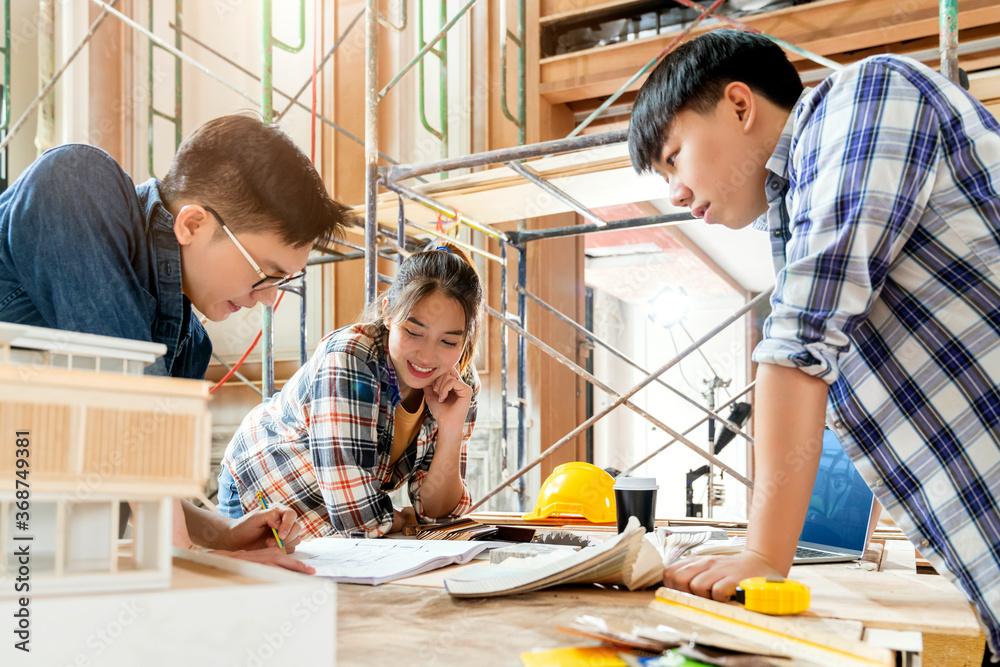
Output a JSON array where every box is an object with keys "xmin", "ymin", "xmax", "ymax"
[{"xmin": 223, "ymin": 322, "xmax": 477, "ymax": 538}]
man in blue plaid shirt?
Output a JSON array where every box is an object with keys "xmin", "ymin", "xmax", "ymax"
[{"xmin": 629, "ymin": 29, "xmax": 1000, "ymax": 658}]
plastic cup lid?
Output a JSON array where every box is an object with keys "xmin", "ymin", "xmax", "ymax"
[{"xmin": 614, "ymin": 476, "xmax": 658, "ymax": 490}]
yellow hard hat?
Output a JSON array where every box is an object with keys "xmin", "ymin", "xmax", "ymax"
[{"xmin": 522, "ymin": 462, "xmax": 617, "ymax": 524}]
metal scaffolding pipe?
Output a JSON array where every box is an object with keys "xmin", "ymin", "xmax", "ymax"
[
  {"xmin": 499, "ymin": 0, "xmax": 526, "ymax": 145},
  {"xmin": 940, "ymin": 0, "xmax": 960, "ymax": 83},
  {"xmin": 378, "ymin": 0, "xmax": 407, "ymax": 32},
  {"xmin": 261, "ymin": 0, "xmax": 276, "ymax": 398},
  {"xmin": 364, "ymin": 0, "xmax": 379, "ymax": 304},
  {"xmin": 470, "ymin": 291, "xmax": 769, "ymax": 510},
  {"xmin": 671, "ymin": 0, "xmax": 844, "ymax": 70},
  {"xmin": 166, "ymin": 19, "xmax": 405, "ymax": 168},
  {"xmin": 384, "ymin": 181, "xmax": 508, "ymax": 242},
  {"xmin": 500, "ymin": 241, "xmax": 510, "ymax": 475},
  {"xmin": 516, "ymin": 243, "xmax": 528, "ymax": 507},
  {"xmin": 1, "ymin": 0, "xmax": 9, "ymax": 134},
  {"xmin": 211, "ymin": 352, "xmax": 264, "ymax": 397},
  {"xmin": 484, "ymin": 305, "xmax": 751, "ymax": 485},
  {"xmin": 506, "ymin": 211, "xmax": 692, "ymax": 244},
  {"xmin": 379, "ymin": 0, "xmax": 479, "ymax": 99},
  {"xmin": 506, "ymin": 160, "xmax": 606, "ymax": 227},
  {"xmin": 403, "ymin": 220, "xmax": 504, "ymax": 265},
  {"xmin": 385, "ymin": 129, "xmax": 627, "ymax": 183},
  {"xmin": 0, "ymin": 1, "xmax": 118, "ymax": 155},
  {"xmin": 275, "ymin": 8, "xmax": 365, "ymax": 121},
  {"xmin": 89, "ymin": 0, "xmax": 259, "ymax": 107},
  {"xmin": 569, "ymin": 0, "xmax": 726, "ymax": 137},
  {"xmin": 35, "ymin": 0, "xmax": 55, "ymax": 157},
  {"xmin": 622, "ymin": 382, "xmax": 756, "ymax": 476},
  {"xmin": 397, "ymin": 195, "xmax": 406, "ymax": 266},
  {"xmin": 518, "ymin": 283, "xmax": 753, "ymax": 444}
]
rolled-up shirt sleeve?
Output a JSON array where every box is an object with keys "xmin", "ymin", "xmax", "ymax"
[
  {"xmin": 408, "ymin": 371, "xmax": 478, "ymax": 522},
  {"xmin": 753, "ymin": 60, "xmax": 941, "ymax": 384}
]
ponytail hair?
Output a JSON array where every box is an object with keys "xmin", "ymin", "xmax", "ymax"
[{"xmin": 361, "ymin": 243, "xmax": 484, "ymax": 374}]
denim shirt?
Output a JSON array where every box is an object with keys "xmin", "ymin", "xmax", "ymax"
[{"xmin": 0, "ymin": 144, "xmax": 211, "ymax": 379}]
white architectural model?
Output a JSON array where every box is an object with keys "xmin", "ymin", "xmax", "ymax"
[{"xmin": 0, "ymin": 322, "xmax": 211, "ymax": 595}]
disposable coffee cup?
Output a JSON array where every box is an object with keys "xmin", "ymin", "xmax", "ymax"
[{"xmin": 613, "ymin": 476, "xmax": 658, "ymax": 534}]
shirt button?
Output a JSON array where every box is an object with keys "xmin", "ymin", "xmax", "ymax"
[
  {"xmin": 919, "ymin": 538, "xmax": 930, "ymax": 548},
  {"xmin": 833, "ymin": 421, "xmax": 843, "ymax": 430},
  {"xmin": 872, "ymin": 477, "xmax": 883, "ymax": 487},
  {"xmin": 772, "ymin": 229, "xmax": 782, "ymax": 237}
]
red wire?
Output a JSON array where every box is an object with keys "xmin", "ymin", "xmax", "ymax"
[{"xmin": 209, "ymin": 291, "xmax": 286, "ymax": 394}]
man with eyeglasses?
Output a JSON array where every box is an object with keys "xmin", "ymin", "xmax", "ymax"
[{"xmin": 0, "ymin": 113, "xmax": 351, "ymax": 572}]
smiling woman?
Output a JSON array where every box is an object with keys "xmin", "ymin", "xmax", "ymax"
[{"xmin": 217, "ymin": 244, "xmax": 486, "ymax": 539}]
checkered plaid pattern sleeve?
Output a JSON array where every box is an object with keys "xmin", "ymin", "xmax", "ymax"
[
  {"xmin": 306, "ymin": 350, "xmax": 396, "ymax": 538},
  {"xmin": 407, "ymin": 372, "xmax": 479, "ymax": 522},
  {"xmin": 754, "ymin": 58, "xmax": 942, "ymax": 384}
]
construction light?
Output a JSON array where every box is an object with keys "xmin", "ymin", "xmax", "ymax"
[{"xmin": 648, "ymin": 287, "xmax": 689, "ymax": 329}]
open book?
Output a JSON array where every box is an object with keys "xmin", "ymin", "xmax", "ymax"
[
  {"xmin": 293, "ymin": 538, "xmax": 497, "ymax": 585},
  {"xmin": 443, "ymin": 517, "xmax": 662, "ymax": 597}
]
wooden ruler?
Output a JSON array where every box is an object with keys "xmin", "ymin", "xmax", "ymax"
[{"xmin": 651, "ymin": 587, "xmax": 893, "ymax": 667}]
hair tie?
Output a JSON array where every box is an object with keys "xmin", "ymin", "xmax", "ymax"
[{"xmin": 434, "ymin": 245, "xmax": 452, "ymax": 254}]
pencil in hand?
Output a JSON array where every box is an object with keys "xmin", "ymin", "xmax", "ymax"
[{"xmin": 257, "ymin": 490, "xmax": 286, "ymax": 554}]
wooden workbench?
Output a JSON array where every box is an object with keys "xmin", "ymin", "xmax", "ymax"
[{"xmin": 332, "ymin": 516, "xmax": 985, "ymax": 666}]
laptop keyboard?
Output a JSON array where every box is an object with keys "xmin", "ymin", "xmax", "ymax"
[{"xmin": 794, "ymin": 546, "xmax": 843, "ymax": 560}]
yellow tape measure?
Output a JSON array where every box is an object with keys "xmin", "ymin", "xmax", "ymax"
[{"xmin": 733, "ymin": 574, "xmax": 811, "ymax": 615}]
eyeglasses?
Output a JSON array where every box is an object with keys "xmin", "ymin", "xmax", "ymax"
[{"xmin": 203, "ymin": 206, "xmax": 304, "ymax": 291}]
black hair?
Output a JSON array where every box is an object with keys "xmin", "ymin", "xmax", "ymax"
[
  {"xmin": 628, "ymin": 29, "xmax": 803, "ymax": 174},
  {"xmin": 160, "ymin": 113, "xmax": 352, "ymax": 247},
  {"xmin": 361, "ymin": 243, "xmax": 485, "ymax": 374}
]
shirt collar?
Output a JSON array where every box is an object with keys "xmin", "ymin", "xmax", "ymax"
[
  {"xmin": 764, "ymin": 88, "xmax": 812, "ymax": 182},
  {"xmin": 135, "ymin": 178, "xmax": 173, "ymax": 234},
  {"xmin": 752, "ymin": 88, "xmax": 812, "ymax": 232},
  {"xmin": 374, "ymin": 323, "xmax": 404, "ymax": 408}
]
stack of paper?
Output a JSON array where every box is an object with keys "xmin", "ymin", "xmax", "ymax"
[
  {"xmin": 294, "ymin": 538, "xmax": 498, "ymax": 585},
  {"xmin": 443, "ymin": 517, "xmax": 662, "ymax": 597}
]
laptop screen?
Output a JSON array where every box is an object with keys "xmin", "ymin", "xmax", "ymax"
[{"xmin": 798, "ymin": 430, "xmax": 875, "ymax": 552}]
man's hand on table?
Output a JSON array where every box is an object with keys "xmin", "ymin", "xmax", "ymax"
[{"xmin": 663, "ymin": 549, "xmax": 784, "ymax": 602}]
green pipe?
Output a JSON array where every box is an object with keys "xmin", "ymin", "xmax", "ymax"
[
  {"xmin": 439, "ymin": 0, "xmax": 449, "ymax": 165},
  {"xmin": 173, "ymin": 0, "xmax": 182, "ymax": 148},
  {"xmin": 499, "ymin": 0, "xmax": 525, "ymax": 145},
  {"xmin": 379, "ymin": 0, "xmax": 477, "ymax": 99},
  {"xmin": 147, "ymin": 1, "xmax": 154, "ymax": 174},
  {"xmin": 940, "ymin": 0, "xmax": 959, "ymax": 83},
  {"xmin": 417, "ymin": 0, "xmax": 442, "ymax": 141},
  {"xmin": 272, "ymin": 0, "xmax": 306, "ymax": 54},
  {"xmin": 379, "ymin": 0, "xmax": 407, "ymax": 32},
  {"xmin": 262, "ymin": 0, "xmax": 273, "ymax": 121},
  {"xmin": 416, "ymin": 0, "xmax": 449, "ymax": 177},
  {"xmin": 147, "ymin": 0, "xmax": 183, "ymax": 178},
  {"xmin": 516, "ymin": 0, "xmax": 524, "ymax": 146},
  {"xmin": 2, "ymin": 0, "xmax": 9, "ymax": 132}
]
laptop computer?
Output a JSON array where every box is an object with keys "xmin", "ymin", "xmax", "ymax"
[
  {"xmin": 792, "ymin": 429, "xmax": 878, "ymax": 563},
  {"xmin": 695, "ymin": 429, "xmax": 878, "ymax": 564}
]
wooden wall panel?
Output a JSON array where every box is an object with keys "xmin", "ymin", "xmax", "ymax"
[{"xmin": 88, "ymin": 0, "xmax": 133, "ymax": 168}]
